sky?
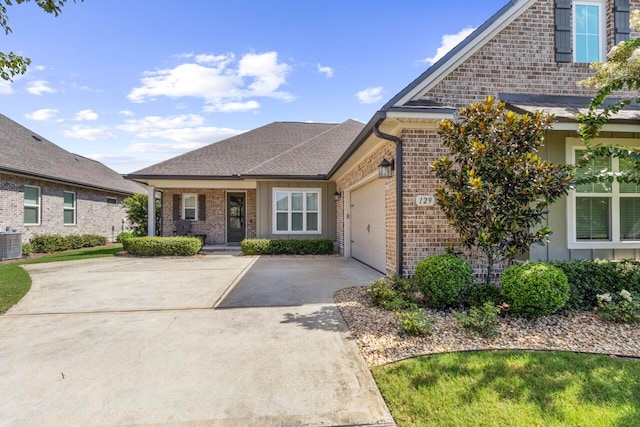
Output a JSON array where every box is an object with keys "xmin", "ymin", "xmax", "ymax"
[{"xmin": 2, "ymin": 0, "xmax": 507, "ymax": 173}]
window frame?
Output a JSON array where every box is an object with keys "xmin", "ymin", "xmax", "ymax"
[
  {"xmin": 572, "ymin": 0, "xmax": 606, "ymax": 63},
  {"xmin": 567, "ymin": 138, "xmax": 640, "ymax": 249},
  {"xmin": 106, "ymin": 196, "xmax": 118, "ymax": 206},
  {"xmin": 23, "ymin": 185, "xmax": 41, "ymax": 225},
  {"xmin": 182, "ymin": 193, "xmax": 198, "ymax": 221},
  {"xmin": 272, "ymin": 188, "xmax": 322, "ymax": 234},
  {"xmin": 63, "ymin": 191, "xmax": 76, "ymax": 225}
]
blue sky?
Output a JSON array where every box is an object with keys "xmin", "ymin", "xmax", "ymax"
[{"xmin": 2, "ymin": 0, "xmax": 507, "ymax": 173}]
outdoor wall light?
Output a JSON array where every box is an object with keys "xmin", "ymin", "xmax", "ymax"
[
  {"xmin": 334, "ymin": 191, "xmax": 341, "ymax": 201},
  {"xmin": 378, "ymin": 158, "xmax": 395, "ymax": 179}
]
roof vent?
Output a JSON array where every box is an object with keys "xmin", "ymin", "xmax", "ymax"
[{"xmin": 32, "ymin": 135, "xmax": 42, "ymax": 141}]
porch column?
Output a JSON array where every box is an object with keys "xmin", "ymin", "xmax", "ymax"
[{"xmin": 147, "ymin": 185, "xmax": 156, "ymax": 236}]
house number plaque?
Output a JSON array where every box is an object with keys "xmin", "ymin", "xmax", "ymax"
[{"xmin": 416, "ymin": 195, "xmax": 436, "ymax": 206}]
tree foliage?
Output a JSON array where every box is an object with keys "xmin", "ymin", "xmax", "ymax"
[
  {"xmin": 1, "ymin": 0, "xmax": 81, "ymax": 80},
  {"xmin": 122, "ymin": 193, "xmax": 161, "ymax": 237},
  {"xmin": 432, "ymin": 97, "xmax": 573, "ymax": 283}
]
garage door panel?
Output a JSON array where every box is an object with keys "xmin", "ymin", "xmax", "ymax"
[{"xmin": 351, "ymin": 179, "xmax": 386, "ymax": 272}]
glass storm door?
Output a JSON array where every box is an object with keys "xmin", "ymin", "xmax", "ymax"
[{"xmin": 227, "ymin": 193, "xmax": 246, "ymax": 243}]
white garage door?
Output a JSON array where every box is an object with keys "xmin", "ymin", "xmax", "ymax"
[{"xmin": 350, "ymin": 179, "xmax": 386, "ymax": 272}]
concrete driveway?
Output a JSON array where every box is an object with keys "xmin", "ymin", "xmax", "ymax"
[{"xmin": 0, "ymin": 255, "xmax": 392, "ymax": 426}]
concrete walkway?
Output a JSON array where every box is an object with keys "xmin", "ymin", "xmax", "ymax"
[{"xmin": 0, "ymin": 255, "xmax": 392, "ymax": 426}]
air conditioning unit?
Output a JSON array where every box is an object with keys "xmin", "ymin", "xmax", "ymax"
[{"xmin": 0, "ymin": 232, "xmax": 22, "ymax": 260}]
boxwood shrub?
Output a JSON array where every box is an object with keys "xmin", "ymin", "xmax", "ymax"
[
  {"xmin": 116, "ymin": 231, "xmax": 136, "ymax": 243},
  {"xmin": 241, "ymin": 238, "xmax": 334, "ymax": 255},
  {"xmin": 501, "ymin": 262, "xmax": 569, "ymax": 318},
  {"xmin": 550, "ymin": 259, "xmax": 640, "ymax": 311},
  {"xmin": 414, "ymin": 254, "xmax": 473, "ymax": 309},
  {"xmin": 123, "ymin": 236, "xmax": 202, "ymax": 256},
  {"xmin": 30, "ymin": 234, "xmax": 107, "ymax": 253}
]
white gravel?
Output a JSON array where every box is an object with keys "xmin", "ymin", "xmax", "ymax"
[{"xmin": 335, "ymin": 286, "xmax": 640, "ymax": 367}]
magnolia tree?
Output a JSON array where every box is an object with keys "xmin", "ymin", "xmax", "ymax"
[
  {"xmin": 122, "ymin": 193, "xmax": 161, "ymax": 237},
  {"xmin": 578, "ymin": 10, "xmax": 640, "ymax": 180},
  {"xmin": 432, "ymin": 97, "xmax": 574, "ymax": 283}
]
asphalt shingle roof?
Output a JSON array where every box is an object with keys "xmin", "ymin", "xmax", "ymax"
[
  {"xmin": 0, "ymin": 113, "xmax": 144, "ymax": 194},
  {"xmin": 130, "ymin": 120, "xmax": 365, "ymax": 178}
]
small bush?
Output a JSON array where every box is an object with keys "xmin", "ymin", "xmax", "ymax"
[
  {"xmin": 29, "ymin": 234, "xmax": 106, "ymax": 253},
  {"xmin": 368, "ymin": 276, "xmax": 417, "ymax": 311},
  {"xmin": 453, "ymin": 302, "xmax": 501, "ymax": 338},
  {"xmin": 501, "ymin": 262, "xmax": 569, "ymax": 318},
  {"xmin": 240, "ymin": 238, "xmax": 333, "ymax": 255},
  {"xmin": 551, "ymin": 260, "xmax": 640, "ymax": 311},
  {"xmin": 21, "ymin": 242, "xmax": 33, "ymax": 256},
  {"xmin": 123, "ymin": 236, "xmax": 202, "ymax": 256},
  {"xmin": 468, "ymin": 283, "xmax": 503, "ymax": 306},
  {"xmin": 414, "ymin": 254, "xmax": 473, "ymax": 309},
  {"xmin": 80, "ymin": 234, "xmax": 107, "ymax": 247},
  {"xmin": 65, "ymin": 234, "xmax": 85, "ymax": 250},
  {"xmin": 395, "ymin": 308, "xmax": 434, "ymax": 336},
  {"xmin": 596, "ymin": 290, "xmax": 640, "ymax": 323},
  {"xmin": 116, "ymin": 231, "xmax": 135, "ymax": 243}
]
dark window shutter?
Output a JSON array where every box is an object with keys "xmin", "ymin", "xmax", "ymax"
[
  {"xmin": 198, "ymin": 194, "xmax": 206, "ymax": 221},
  {"xmin": 555, "ymin": 0, "xmax": 572, "ymax": 63},
  {"xmin": 172, "ymin": 194, "xmax": 181, "ymax": 220},
  {"xmin": 615, "ymin": 0, "xmax": 631, "ymax": 45}
]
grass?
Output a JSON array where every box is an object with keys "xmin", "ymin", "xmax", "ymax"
[
  {"xmin": 373, "ymin": 350, "xmax": 640, "ymax": 427},
  {"xmin": 0, "ymin": 244, "xmax": 123, "ymax": 314}
]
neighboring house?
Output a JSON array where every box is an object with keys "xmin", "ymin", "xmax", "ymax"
[
  {"xmin": 0, "ymin": 114, "xmax": 144, "ymax": 242},
  {"xmin": 129, "ymin": 0, "xmax": 640, "ymax": 278}
]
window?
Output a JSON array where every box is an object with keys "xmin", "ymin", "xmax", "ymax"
[
  {"xmin": 568, "ymin": 140, "xmax": 640, "ymax": 248},
  {"xmin": 273, "ymin": 188, "xmax": 321, "ymax": 234},
  {"xmin": 24, "ymin": 185, "xmax": 41, "ymax": 225},
  {"xmin": 573, "ymin": 0, "xmax": 605, "ymax": 63},
  {"xmin": 63, "ymin": 191, "xmax": 76, "ymax": 225},
  {"xmin": 183, "ymin": 194, "xmax": 197, "ymax": 220},
  {"xmin": 106, "ymin": 197, "xmax": 118, "ymax": 205}
]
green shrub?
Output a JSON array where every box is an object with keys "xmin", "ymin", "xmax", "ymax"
[
  {"xmin": 240, "ymin": 238, "xmax": 334, "ymax": 255},
  {"xmin": 395, "ymin": 308, "xmax": 434, "ymax": 336},
  {"xmin": 368, "ymin": 276, "xmax": 417, "ymax": 311},
  {"xmin": 468, "ymin": 283, "xmax": 503, "ymax": 307},
  {"xmin": 414, "ymin": 254, "xmax": 473, "ymax": 309},
  {"xmin": 453, "ymin": 302, "xmax": 501, "ymax": 338},
  {"xmin": 30, "ymin": 234, "xmax": 66, "ymax": 253},
  {"xmin": 65, "ymin": 234, "xmax": 85, "ymax": 250},
  {"xmin": 501, "ymin": 262, "xmax": 569, "ymax": 318},
  {"xmin": 116, "ymin": 232, "xmax": 135, "ymax": 243},
  {"xmin": 596, "ymin": 290, "xmax": 640, "ymax": 323},
  {"xmin": 80, "ymin": 234, "xmax": 107, "ymax": 247},
  {"xmin": 21, "ymin": 242, "xmax": 33, "ymax": 256},
  {"xmin": 551, "ymin": 260, "xmax": 640, "ymax": 311},
  {"xmin": 123, "ymin": 236, "xmax": 202, "ymax": 256}
]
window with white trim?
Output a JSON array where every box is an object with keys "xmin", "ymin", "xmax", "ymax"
[
  {"xmin": 273, "ymin": 188, "xmax": 321, "ymax": 234},
  {"xmin": 63, "ymin": 191, "xmax": 76, "ymax": 225},
  {"xmin": 573, "ymin": 0, "xmax": 605, "ymax": 63},
  {"xmin": 183, "ymin": 194, "xmax": 197, "ymax": 220},
  {"xmin": 24, "ymin": 185, "xmax": 40, "ymax": 225},
  {"xmin": 106, "ymin": 197, "xmax": 118, "ymax": 205},
  {"xmin": 569, "ymin": 140, "xmax": 640, "ymax": 248}
]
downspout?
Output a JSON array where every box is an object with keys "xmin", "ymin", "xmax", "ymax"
[{"xmin": 373, "ymin": 115, "xmax": 403, "ymax": 277}]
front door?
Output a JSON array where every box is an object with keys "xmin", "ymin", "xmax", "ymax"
[{"xmin": 227, "ymin": 193, "xmax": 246, "ymax": 243}]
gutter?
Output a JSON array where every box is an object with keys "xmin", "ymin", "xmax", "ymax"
[{"xmin": 373, "ymin": 113, "xmax": 404, "ymax": 277}]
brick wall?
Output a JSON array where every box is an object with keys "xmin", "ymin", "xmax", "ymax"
[
  {"xmin": 0, "ymin": 172, "xmax": 130, "ymax": 242},
  {"xmin": 161, "ymin": 188, "xmax": 256, "ymax": 244}
]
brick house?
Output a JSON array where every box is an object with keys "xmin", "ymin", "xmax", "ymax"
[
  {"xmin": 130, "ymin": 0, "xmax": 640, "ymax": 277},
  {"xmin": 0, "ymin": 114, "xmax": 144, "ymax": 242}
]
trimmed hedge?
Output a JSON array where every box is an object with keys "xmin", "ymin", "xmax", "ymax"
[
  {"xmin": 123, "ymin": 236, "xmax": 202, "ymax": 256},
  {"xmin": 550, "ymin": 260, "xmax": 640, "ymax": 311},
  {"xmin": 30, "ymin": 234, "xmax": 107, "ymax": 253},
  {"xmin": 116, "ymin": 231, "xmax": 136, "ymax": 243},
  {"xmin": 501, "ymin": 262, "xmax": 569, "ymax": 318},
  {"xmin": 414, "ymin": 254, "xmax": 474, "ymax": 309},
  {"xmin": 241, "ymin": 238, "xmax": 334, "ymax": 255}
]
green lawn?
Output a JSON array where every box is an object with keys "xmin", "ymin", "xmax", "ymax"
[
  {"xmin": 373, "ymin": 350, "xmax": 640, "ymax": 427},
  {"xmin": 0, "ymin": 244, "xmax": 123, "ymax": 314}
]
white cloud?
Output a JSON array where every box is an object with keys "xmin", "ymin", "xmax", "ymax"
[
  {"xmin": 356, "ymin": 86, "xmax": 384, "ymax": 104},
  {"xmin": 26, "ymin": 80, "xmax": 57, "ymax": 95},
  {"xmin": 24, "ymin": 108, "xmax": 59, "ymax": 121},
  {"xmin": 33, "ymin": 65, "xmax": 46, "ymax": 71},
  {"xmin": 0, "ymin": 80, "xmax": 14, "ymax": 95},
  {"xmin": 317, "ymin": 64, "xmax": 334, "ymax": 78},
  {"xmin": 74, "ymin": 109, "xmax": 99, "ymax": 121},
  {"xmin": 203, "ymin": 100, "xmax": 260, "ymax": 113},
  {"xmin": 117, "ymin": 114, "xmax": 205, "ymax": 133},
  {"xmin": 422, "ymin": 27, "xmax": 476, "ymax": 65},
  {"xmin": 63, "ymin": 125, "xmax": 115, "ymax": 140},
  {"xmin": 128, "ymin": 51, "xmax": 292, "ymax": 111},
  {"xmin": 119, "ymin": 109, "xmax": 135, "ymax": 116}
]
